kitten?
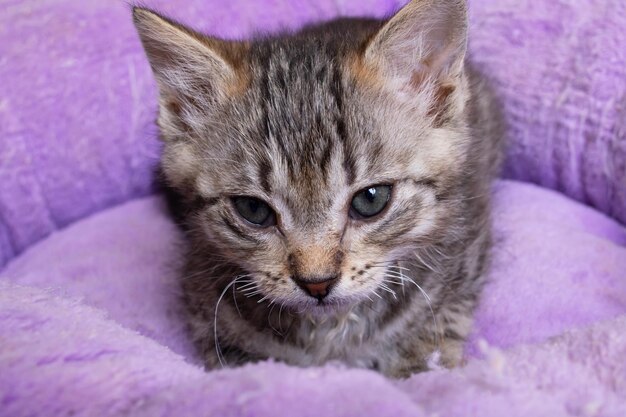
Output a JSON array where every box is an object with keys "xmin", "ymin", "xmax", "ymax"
[{"xmin": 133, "ymin": 0, "xmax": 502, "ymax": 378}]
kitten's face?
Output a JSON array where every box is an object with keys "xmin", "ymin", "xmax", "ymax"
[{"xmin": 134, "ymin": 1, "xmax": 469, "ymax": 312}]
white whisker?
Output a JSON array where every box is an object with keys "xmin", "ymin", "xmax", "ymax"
[
  {"xmin": 413, "ymin": 250, "xmax": 439, "ymax": 273},
  {"xmin": 398, "ymin": 269, "xmax": 439, "ymax": 347},
  {"xmin": 214, "ymin": 277, "xmax": 241, "ymax": 368},
  {"xmin": 243, "ymin": 290, "xmax": 262, "ymax": 298},
  {"xmin": 232, "ymin": 280, "xmax": 242, "ymax": 317},
  {"xmin": 278, "ymin": 302, "xmax": 285, "ymax": 333},
  {"xmin": 378, "ymin": 282, "xmax": 397, "ymax": 300},
  {"xmin": 267, "ymin": 301, "xmax": 284, "ymax": 336},
  {"xmin": 240, "ymin": 283, "xmax": 257, "ymax": 290}
]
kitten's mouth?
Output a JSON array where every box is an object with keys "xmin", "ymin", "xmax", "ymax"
[
  {"xmin": 293, "ymin": 297, "xmax": 352, "ymax": 316},
  {"xmin": 280, "ymin": 274, "xmax": 394, "ymax": 315},
  {"xmin": 285, "ymin": 290, "xmax": 365, "ymax": 316}
]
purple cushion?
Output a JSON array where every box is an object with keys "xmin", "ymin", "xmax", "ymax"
[
  {"xmin": 2, "ymin": 180, "xmax": 625, "ymax": 415},
  {"xmin": 1, "ymin": 0, "xmax": 625, "ymax": 414},
  {"xmin": 1, "ymin": 0, "xmax": 625, "ymax": 267}
]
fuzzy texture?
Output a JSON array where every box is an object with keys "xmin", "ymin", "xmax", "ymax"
[
  {"xmin": 132, "ymin": 0, "xmax": 503, "ymax": 377},
  {"xmin": 1, "ymin": 0, "xmax": 625, "ymax": 269},
  {"xmin": 1, "ymin": 180, "xmax": 626, "ymax": 416},
  {"xmin": 1, "ymin": 0, "xmax": 626, "ymax": 414}
]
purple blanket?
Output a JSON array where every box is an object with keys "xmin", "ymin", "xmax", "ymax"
[
  {"xmin": 1, "ymin": 0, "xmax": 626, "ymax": 416},
  {"xmin": 2, "ymin": 181, "xmax": 626, "ymax": 416}
]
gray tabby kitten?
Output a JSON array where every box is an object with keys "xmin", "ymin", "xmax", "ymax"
[{"xmin": 133, "ymin": 0, "xmax": 502, "ymax": 378}]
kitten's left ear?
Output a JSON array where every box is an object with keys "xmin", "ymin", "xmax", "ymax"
[{"xmin": 364, "ymin": 0, "xmax": 468, "ymax": 87}]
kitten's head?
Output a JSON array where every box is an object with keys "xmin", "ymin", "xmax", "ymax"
[{"xmin": 134, "ymin": 0, "xmax": 471, "ymax": 312}]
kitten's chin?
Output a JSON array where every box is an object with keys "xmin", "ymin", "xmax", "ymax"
[{"xmin": 285, "ymin": 296, "xmax": 359, "ymax": 317}]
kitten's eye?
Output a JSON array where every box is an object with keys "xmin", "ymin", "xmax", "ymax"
[
  {"xmin": 350, "ymin": 185, "xmax": 392, "ymax": 219},
  {"xmin": 232, "ymin": 197, "xmax": 276, "ymax": 227}
]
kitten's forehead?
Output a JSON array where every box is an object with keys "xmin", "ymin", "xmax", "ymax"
[
  {"xmin": 196, "ymin": 24, "xmax": 458, "ymax": 215},
  {"xmin": 248, "ymin": 39, "xmax": 352, "ymax": 176},
  {"xmin": 209, "ymin": 39, "xmax": 356, "ymax": 208}
]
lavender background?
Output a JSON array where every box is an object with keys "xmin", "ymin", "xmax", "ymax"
[
  {"xmin": 1, "ymin": 0, "xmax": 625, "ymax": 415},
  {"xmin": 1, "ymin": 0, "xmax": 625, "ymax": 267}
]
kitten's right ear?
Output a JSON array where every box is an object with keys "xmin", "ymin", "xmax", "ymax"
[
  {"xmin": 132, "ymin": 7, "xmax": 247, "ymax": 131},
  {"xmin": 364, "ymin": 0, "xmax": 467, "ymax": 88}
]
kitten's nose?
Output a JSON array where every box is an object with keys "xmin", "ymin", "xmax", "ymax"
[{"xmin": 293, "ymin": 275, "xmax": 338, "ymax": 300}]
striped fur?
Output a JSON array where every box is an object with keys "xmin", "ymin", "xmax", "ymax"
[{"xmin": 134, "ymin": 0, "xmax": 503, "ymax": 378}]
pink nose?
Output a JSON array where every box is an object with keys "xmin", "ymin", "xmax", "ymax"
[{"xmin": 293, "ymin": 276, "xmax": 338, "ymax": 299}]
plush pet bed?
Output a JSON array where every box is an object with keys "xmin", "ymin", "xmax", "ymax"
[{"xmin": 1, "ymin": 0, "xmax": 625, "ymax": 416}]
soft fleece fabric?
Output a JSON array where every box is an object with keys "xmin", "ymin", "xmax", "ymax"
[
  {"xmin": 1, "ymin": 0, "xmax": 625, "ymax": 416},
  {"xmin": 2, "ymin": 181, "xmax": 626, "ymax": 416}
]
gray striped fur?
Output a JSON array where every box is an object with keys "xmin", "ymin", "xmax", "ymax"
[{"xmin": 134, "ymin": 0, "xmax": 503, "ymax": 378}]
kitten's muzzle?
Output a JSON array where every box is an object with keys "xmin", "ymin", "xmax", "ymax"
[{"xmin": 292, "ymin": 275, "xmax": 338, "ymax": 300}]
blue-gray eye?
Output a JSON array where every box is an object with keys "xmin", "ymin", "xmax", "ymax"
[
  {"xmin": 232, "ymin": 197, "xmax": 276, "ymax": 227},
  {"xmin": 350, "ymin": 185, "xmax": 392, "ymax": 219}
]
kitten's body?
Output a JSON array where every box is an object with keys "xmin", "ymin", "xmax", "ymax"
[{"xmin": 135, "ymin": 0, "xmax": 502, "ymax": 378}]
